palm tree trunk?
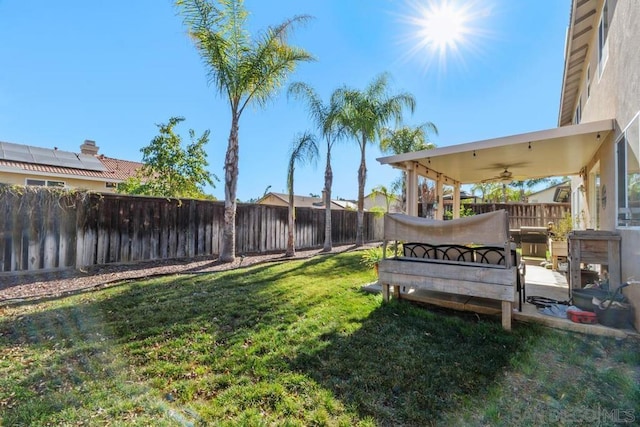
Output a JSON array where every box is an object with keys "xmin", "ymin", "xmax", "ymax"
[
  {"xmin": 401, "ymin": 171, "xmax": 407, "ymax": 212},
  {"xmin": 286, "ymin": 193, "xmax": 295, "ymax": 257},
  {"xmin": 356, "ymin": 136, "xmax": 366, "ymax": 246},
  {"xmin": 220, "ymin": 114, "xmax": 240, "ymax": 263},
  {"xmin": 322, "ymin": 147, "xmax": 333, "ymax": 252}
]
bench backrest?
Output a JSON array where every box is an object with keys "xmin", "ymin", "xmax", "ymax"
[
  {"xmin": 384, "ymin": 210, "xmax": 510, "ymax": 246},
  {"xmin": 402, "ymin": 243, "xmax": 517, "ymax": 266}
]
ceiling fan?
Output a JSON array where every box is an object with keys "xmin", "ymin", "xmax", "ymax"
[{"xmin": 482, "ymin": 168, "xmax": 514, "ymax": 183}]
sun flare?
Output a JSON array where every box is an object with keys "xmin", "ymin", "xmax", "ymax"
[
  {"xmin": 399, "ymin": 0, "xmax": 492, "ymax": 73},
  {"xmin": 417, "ymin": 1, "xmax": 470, "ymax": 53}
]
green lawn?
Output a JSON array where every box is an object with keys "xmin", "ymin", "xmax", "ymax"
[{"xmin": 1, "ymin": 252, "xmax": 638, "ymax": 426}]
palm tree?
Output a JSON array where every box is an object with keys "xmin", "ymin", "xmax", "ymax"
[
  {"xmin": 286, "ymin": 133, "xmax": 319, "ymax": 257},
  {"xmin": 287, "ymin": 83, "xmax": 345, "ymax": 252},
  {"xmin": 178, "ymin": 0, "xmax": 314, "ymax": 262},
  {"xmin": 380, "ymin": 122, "xmax": 438, "ymax": 210},
  {"xmin": 379, "ymin": 123, "xmax": 437, "ymax": 154},
  {"xmin": 471, "ymin": 183, "xmax": 492, "ymax": 202},
  {"xmin": 337, "ymin": 73, "xmax": 415, "ymax": 245}
]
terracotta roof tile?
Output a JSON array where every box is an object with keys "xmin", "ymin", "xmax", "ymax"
[
  {"xmin": 0, "ymin": 156, "xmax": 143, "ymax": 181},
  {"xmin": 97, "ymin": 156, "xmax": 143, "ymax": 180}
]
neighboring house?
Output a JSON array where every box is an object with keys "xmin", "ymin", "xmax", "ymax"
[
  {"xmin": 528, "ymin": 181, "xmax": 571, "ymax": 203},
  {"xmin": 378, "ymin": 0, "xmax": 640, "ymax": 281},
  {"xmin": 364, "ymin": 191, "xmax": 402, "ymax": 213},
  {"xmin": 256, "ymin": 192, "xmax": 354, "ymax": 210},
  {"xmin": 331, "ymin": 198, "xmax": 358, "ymax": 210},
  {"xmin": 0, "ymin": 139, "xmax": 142, "ymax": 192}
]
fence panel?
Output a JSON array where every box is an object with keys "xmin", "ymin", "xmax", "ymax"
[{"xmin": 0, "ymin": 188, "xmax": 384, "ymax": 273}]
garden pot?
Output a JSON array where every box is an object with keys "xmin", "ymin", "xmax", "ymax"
[
  {"xmin": 594, "ymin": 302, "xmax": 634, "ymax": 329},
  {"xmin": 572, "ymin": 288, "xmax": 609, "ymax": 311}
]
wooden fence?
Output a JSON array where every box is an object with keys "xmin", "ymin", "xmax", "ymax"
[
  {"xmin": 466, "ymin": 203, "xmax": 571, "ymax": 229},
  {"xmin": 0, "ymin": 188, "xmax": 570, "ymax": 273},
  {"xmin": 433, "ymin": 202, "xmax": 570, "ymax": 229},
  {"xmin": 0, "ymin": 189, "xmax": 383, "ymax": 273}
]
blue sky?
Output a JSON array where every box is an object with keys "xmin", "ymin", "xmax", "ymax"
[{"xmin": 0, "ymin": 0, "xmax": 570, "ymax": 201}]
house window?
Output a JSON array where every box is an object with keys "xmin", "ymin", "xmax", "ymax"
[
  {"xmin": 25, "ymin": 179, "xmax": 65, "ymax": 188},
  {"xmin": 617, "ymin": 114, "xmax": 640, "ymax": 227},
  {"xmin": 598, "ymin": 0, "xmax": 609, "ymax": 78},
  {"xmin": 105, "ymin": 182, "xmax": 118, "ymax": 189},
  {"xmin": 26, "ymin": 179, "xmax": 46, "ymax": 186},
  {"xmin": 574, "ymin": 96, "xmax": 582, "ymax": 124}
]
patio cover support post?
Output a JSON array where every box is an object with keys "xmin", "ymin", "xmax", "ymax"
[
  {"xmin": 435, "ymin": 174, "xmax": 444, "ymax": 220},
  {"xmin": 405, "ymin": 162, "xmax": 418, "ymax": 216},
  {"xmin": 453, "ymin": 183, "xmax": 461, "ymax": 219}
]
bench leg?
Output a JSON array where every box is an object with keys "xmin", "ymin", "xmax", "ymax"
[
  {"xmin": 393, "ymin": 284, "xmax": 400, "ymax": 299},
  {"xmin": 501, "ymin": 301, "xmax": 512, "ymax": 331},
  {"xmin": 382, "ymin": 283, "xmax": 390, "ymax": 302}
]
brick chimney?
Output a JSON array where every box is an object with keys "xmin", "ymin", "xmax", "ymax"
[{"xmin": 80, "ymin": 139, "xmax": 99, "ymax": 155}]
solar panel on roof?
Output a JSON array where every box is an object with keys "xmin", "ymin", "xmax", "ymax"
[
  {"xmin": 54, "ymin": 152, "xmax": 81, "ymax": 165},
  {"xmin": 3, "ymin": 148, "xmax": 33, "ymax": 163},
  {"xmin": 32, "ymin": 153, "xmax": 63, "ymax": 167},
  {"xmin": 58, "ymin": 156, "xmax": 84, "ymax": 169},
  {"xmin": 0, "ymin": 141, "xmax": 106, "ymax": 171},
  {"xmin": 78, "ymin": 154, "xmax": 107, "ymax": 171},
  {"xmin": 54, "ymin": 151, "xmax": 76, "ymax": 157},
  {"xmin": 28, "ymin": 146, "xmax": 68, "ymax": 167}
]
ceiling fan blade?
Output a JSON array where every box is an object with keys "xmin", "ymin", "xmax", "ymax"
[{"xmin": 479, "ymin": 161, "xmax": 530, "ymax": 171}]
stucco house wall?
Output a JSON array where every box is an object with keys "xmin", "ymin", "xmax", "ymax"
[
  {"xmin": 363, "ymin": 192, "xmax": 402, "ymax": 213},
  {"xmin": 568, "ymin": 0, "xmax": 640, "ymax": 281},
  {"xmin": 0, "ymin": 171, "xmax": 117, "ymax": 192}
]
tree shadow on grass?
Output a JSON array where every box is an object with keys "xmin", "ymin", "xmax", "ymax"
[
  {"xmin": 0, "ymin": 251, "xmax": 546, "ymax": 425},
  {"xmin": 288, "ymin": 300, "xmax": 545, "ymax": 426},
  {"xmin": 0, "ymin": 253, "xmax": 366, "ymax": 424}
]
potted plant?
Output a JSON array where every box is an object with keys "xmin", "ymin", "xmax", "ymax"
[{"xmin": 548, "ymin": 213, "xmax": 572, "ymax": 266}]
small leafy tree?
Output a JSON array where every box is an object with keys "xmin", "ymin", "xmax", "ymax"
[
  {"xmin": 444, "ymin": 205, "xmax": 475, "ymax": 220},
  {"xmin": 118, "ymin": 117, "xmax": 217, "ymax": 198}
]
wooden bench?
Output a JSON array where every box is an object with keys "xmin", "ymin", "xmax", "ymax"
[{"xmin": 378, "ymin": 211, "xmax": 524, "ymax": 331}]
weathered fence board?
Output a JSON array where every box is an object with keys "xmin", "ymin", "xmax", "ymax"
[
  {"xmin": 0, "ymin": 189, "xmax": 384, "ymax": 273},
  {"xmin": 0, "ymin": 187, "xmax": 575, "ymax": 274}
]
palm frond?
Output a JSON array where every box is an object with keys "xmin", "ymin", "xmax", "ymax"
[
  {"xmin": 287, "ymin": 82, "xmax": 326, "ymax": 130},
  {"xmin": 237, "ymin": 15, "xmax": 315, "ymax": 115},
  {"xmin": 287, "ymin": 132, "xmax": 319, "ymax": 192}
]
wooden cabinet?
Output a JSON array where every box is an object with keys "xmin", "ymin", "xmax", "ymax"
[{"xmin": 568, "ymin": 230, "xmax": 621, "ymax": 291}]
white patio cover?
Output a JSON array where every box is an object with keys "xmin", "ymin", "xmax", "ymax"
[{"xmin": 384, "ymin": 210, "xmax": 510, "ymax": 246}]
